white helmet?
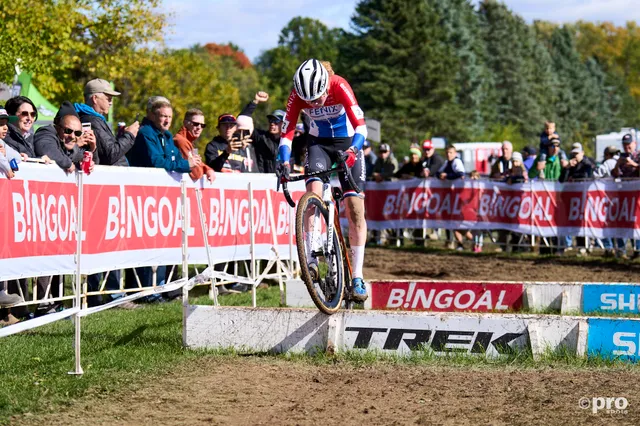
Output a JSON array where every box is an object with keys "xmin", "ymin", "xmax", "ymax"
[{"xmin": 293, "ymin": 59, "xmax": 329, "ymax": 102}]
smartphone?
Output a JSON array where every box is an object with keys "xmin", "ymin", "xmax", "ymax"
[
  {"xmin": 135, "ymin": 113, "xmax": 140, "ymax": 122},
  {"xmin": 82, "ymin": 122, "xmax": 92, "ymax": 133},
  {"xmin": 621, "ymin": 152, "xmax": 630, "ymax": 159}
]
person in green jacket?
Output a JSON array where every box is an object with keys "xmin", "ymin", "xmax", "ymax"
[{"xmin": 535, "ymin": 138, "xmax": 562, "ymax": 181}]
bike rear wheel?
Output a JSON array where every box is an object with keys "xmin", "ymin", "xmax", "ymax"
[{"xmin": 295, "ymin": 192, "xmax": 345, "ymax": 315}]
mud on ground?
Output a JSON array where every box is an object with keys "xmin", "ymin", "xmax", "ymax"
[{"xmin": 14, "ymin": 357, "xmax": 640, "ymax": 426}]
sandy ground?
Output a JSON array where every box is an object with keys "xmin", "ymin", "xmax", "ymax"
[
  {"xmin": 11, "ymin": 249, "xmax": 640, "ymax": 425},
  {"xmin": 14, "ymin": 357, "xmax": 640, "ymax": 426}
]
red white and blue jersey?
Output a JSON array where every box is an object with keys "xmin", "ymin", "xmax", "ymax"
[{"xmin": 279, "ymin": 74, "xmax": 367, "ymax": 163}]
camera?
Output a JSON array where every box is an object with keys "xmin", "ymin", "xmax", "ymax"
[{"xmin": 621, "ymin": 152, "xmax": 630, "ymax": 159}]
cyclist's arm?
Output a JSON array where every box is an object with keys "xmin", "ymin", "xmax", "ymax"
[
  {"xmin": 278, "ymin": 90, "xmax": 304, "ymax": 164},
  {"xmin": 334, "ymin": 78, "xmax": 367, "ymax": 152}
]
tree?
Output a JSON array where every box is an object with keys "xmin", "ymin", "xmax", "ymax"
[
  {"xmin": 114, "ymin": 49, "xmax": 241, "ymax": 148},
  {"xmin": 25, "ymin": 0, "xmax": 167, "ymax": 105},
  {"xmin": 339, "ymin": 0, "xmax": 463, "ymax": 151},
  {"xmin": 432, "ymin": 0, "xmax": 495, "ymax": 139},
  {"xmin": 256, "ymin": 17, "xmax": 342, "ymax": 107}
]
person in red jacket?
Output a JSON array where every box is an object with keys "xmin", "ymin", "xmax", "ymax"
[{"xmin": 174, "ymin": 108, "xmax": 215, "ymax": 183}]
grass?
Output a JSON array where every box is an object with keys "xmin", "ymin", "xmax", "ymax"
[{"xmin": 4, "ymin": 279, "xmax": 640, "ymax": 422}]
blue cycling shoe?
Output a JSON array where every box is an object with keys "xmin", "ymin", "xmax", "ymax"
[{"xmin": 351, "ymin": 278, "xmax": 368, "ymax": 302}]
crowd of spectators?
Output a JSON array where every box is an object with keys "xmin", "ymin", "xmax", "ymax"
[
  {"xmin": 1, "ymin": 80, "xmax": 639, "ymax": 324},
  {"xmin": 0, "ymin": 80, "xmax": 302, "ymax": 324}
]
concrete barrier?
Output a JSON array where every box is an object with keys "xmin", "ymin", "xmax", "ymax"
[{"xmin": 185, "ymin": 305, "xmax": 585, "ymax": 359}]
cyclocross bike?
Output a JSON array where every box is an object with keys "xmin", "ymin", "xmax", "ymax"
[{"xmin": 277, "ymin": 153, "xmax": 362, "ymax": 315}]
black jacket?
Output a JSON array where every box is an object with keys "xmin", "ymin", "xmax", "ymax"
[
  {"xmin": 253, "ymin": 129, "xmax": 279, "ymax": 173},
  {"xmin": 395, "ymin": 162, "xmax": 425, "ymax": 179},
  {"xmin": 77, "ymin": 112, "xmax": 134, "ymax": 166},
  {"xmin": 34, "ymin": 124, "xmax": 85, "ymax": 170},
  {"xmin": 421, "ymin": 152, "xmax": 445, "ymax": 177},
  {"xmin": 205, "ymin": 136, "xmax": 250, "ymax": 173},
  {"xmin": 4, "ymin": 123, "xmax": 36, "ymax": 157},
  {"xmin": 560, "ymin": 157, "xmax": 595, "ymax": 182}
]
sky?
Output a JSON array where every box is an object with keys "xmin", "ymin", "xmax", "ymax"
[{"xmin": 162, "ymin": 0, "xmax": 640, "ymax": 63}]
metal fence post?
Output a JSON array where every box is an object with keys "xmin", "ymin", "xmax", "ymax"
[{"xmin": 69, "ymin": 171, "xmax": 84, "ymax": 376}]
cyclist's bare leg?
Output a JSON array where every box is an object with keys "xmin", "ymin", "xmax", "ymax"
[{"xmin": 345, "ymin": 196, "xmax": 367, "ymax": 279}]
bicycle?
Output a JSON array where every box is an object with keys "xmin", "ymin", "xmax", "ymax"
[{"xmin": 276, "ymin": 153, "xmax": 362, "ymax": 315}]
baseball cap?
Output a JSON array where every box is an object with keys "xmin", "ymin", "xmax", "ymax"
[
  {"xmin": 422, "ymin": 139, "xmax": 433, "ymax": 150},
  {"xmin": 267, "ymin": 109, "xmax": 286, "ymax": 122},
  {"xmin": 363, "ymin": 140, "xmax": 371, "ymax": 148},
  {"xmin": 550, "ymin": 138, "xmax": 561, "ymax": 146},
  {"xmin": 84, "ymin": 78, "xmax": 121, "ymax": 97},
  {"xmin": 410, "ymin": 147, "xmax": 421, "ymax": 157},
  {"xmin": 605, "ymin": 145, "xmax": 620, "ymax": 155},
  {"xmin": 379, "ymin": 143, "xmax": 390, "ymax": 152},
  {"xmin": 0, "ymin": 108, "xmax": 8, "ymax": 120},
  {"xmin": 218, "ymin": 113, "xmax": 237, "ymax": 125},
  {"xmin": 512, "ymin": 152, "xmax": 523, "ymax": 163},
  {"xmin": 522, "ymin": 146, "xmax": 537, "ymax": 155},
  {"xmin": 622, "ymin": 133, "xmax": 634, "ymax": 144},
  {"xmin": 572, "ymin": 142, "xmax": 583, "ymax": 152}
]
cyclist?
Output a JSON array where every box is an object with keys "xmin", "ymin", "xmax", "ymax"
[{"xmin": 277, "ymin": 58, "xmax": 368, "ymax": 302}]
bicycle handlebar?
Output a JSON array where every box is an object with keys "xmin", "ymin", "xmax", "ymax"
[{"xmin": 276, "ymin": 150, "xmax": 362, "ymax": 208}]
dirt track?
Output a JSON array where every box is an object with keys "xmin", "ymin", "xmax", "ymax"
[
  {"xmin": 16, "ymin": 357, "xmax": 640, "ymax": 426},
  {"xmin": 11, "ymin": 249, "xmax": 640, "ymax": 425},
  {"xmin": 364, "ymin": 247, "xmax": 640, "ymax": 283}
]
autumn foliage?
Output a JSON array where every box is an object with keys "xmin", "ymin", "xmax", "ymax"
[{"xmin": 204, "ymin": 43, "xmax": 252, "ymax": 69}]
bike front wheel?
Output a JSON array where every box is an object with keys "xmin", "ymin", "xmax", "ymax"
[{"xmin": 295, "ymin": 192, "xmax": 345, "ymax": 315}]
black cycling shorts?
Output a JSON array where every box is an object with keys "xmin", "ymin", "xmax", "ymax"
[{"xmin": 304, "ymin": 136, "xmax": 365, "ymax": 198}]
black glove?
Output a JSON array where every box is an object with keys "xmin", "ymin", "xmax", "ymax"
[{"xmin": 276, "ymin": 162, "xmax": 290, "ymax": 183}]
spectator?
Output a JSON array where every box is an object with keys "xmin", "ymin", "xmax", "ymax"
[
  {"xmin": 0, "ymin": 107, "xmax": 22, "ymax": 179},
  {"xmin": 3, "ymin": 96, "xmax": 37, "ymax": 158},
  {"xmin": 174, "ymin": 108, "xmax": 215, "ymax": 183},
  {"xmin": 505, "ymin": 152, "xmax": 528, "ymax": 184},
  {"xmin": 75, "ymin": 78, "xmax": 138, "ymax": 166},
  {"xmin": 535, "ymin": 138, "xmax": 562, "ymax": 181},
  {"xmin": 438, "ymin": 145, "xmax": 465, "ymax": 180},
  {"xmin": 127, "ymin": 97, "xmax": 199, "ymax": 173},
  {"xmin": 560, "ymin": 144, "xmax": 594, "ymax": 182},
  {"xmin": 127, "ymin": 96, "xmax": 201, "ymax": 301},
  {"xmin": 236, "ymin": 115, "xmax": 257, "ymax": 172},
  {"xmin": 204, "ymin": 114, "xmax": 249, "ymax": 173},
  {"xmin": 34, "ymin": 101, "xmax": 96, "ymax": 173},
  {"xmin": 420, "ymin": 139, "xmax": 445, "ymax": 177},
  {"xmin": 291, "ymin": 122, "xmax": 308, "ymax": 172},
  {"xmin": 362, "ymin": 140, "xmax": 377, "ymax": 179},
  {"xmin": 395, "ymin": 147, "xmax": 425, "ymax": 179},
  {"xmin": 594, "ymin": 145, "xmax": 619, "ymax": 178},
  {"xmin": 537, "ymin": 121, "xmax": 568, "ymax": 173},
  {"xmin": 490, "ymin": 140, "xmax": 513, "ymax": 180},
  {"xmin": 611, "ymin": 133, "xmax": 640, "ymax": 179},
  {"xmin": 371, "ymin": 143, "xmax": 398, "ymax": 182},
  {"xmin": 522, "ymin": 146, "xmax": 536, "ymax": 172}
]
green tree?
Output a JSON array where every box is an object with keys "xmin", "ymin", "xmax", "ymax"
[
  {"xmin": 340, "ymin": 0, "xmax": 463, "ymax": 153},
  {"xmin": 433, "ymin": 0, "xmax": 495, "ymax": 139},
  {"xmin": 256, "ymin": 17, "xmax": 342, "ymax": 108},
  {"xmin": 114, "ymin": 49, "xmax": 241, "ymax": 148}
]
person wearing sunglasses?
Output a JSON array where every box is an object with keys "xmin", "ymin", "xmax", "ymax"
[
  {"xmin": 74, "ymin": 78, "xmax": 138, "ymax": 167},
  {"xmin": 34, "ymin": 101, "xmax": 96, "ymax": 174},
  {"xmin": 3, "ymin": 96, "xmax": 38, "ymax": 158},
  {"xmin": 174, "ymin": 108, "xmax": 215, "ymax": 183}
]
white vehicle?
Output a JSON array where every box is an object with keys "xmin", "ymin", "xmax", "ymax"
[
  {"xmin": 595, "ymin": 128, "xmax": 638, "ymax": 162},
  {"xmin": 452, "ymin": 142, "xmax": 503, "ymax": 176}
]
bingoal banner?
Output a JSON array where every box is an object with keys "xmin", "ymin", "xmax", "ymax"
[
  {"xmin": 359, "ymin": 178, "xmax": 640, "ymax": 239},
  {"xmin": 0, "ymin": 164, "xmax": 304, "ymax": 281}
]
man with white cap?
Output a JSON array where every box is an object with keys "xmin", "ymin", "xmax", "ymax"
[{"xmin": 560, "ymin": 142, "xmax": 594, "ymax": 182}]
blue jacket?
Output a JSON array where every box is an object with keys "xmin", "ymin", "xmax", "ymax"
[{"xmin": 127, "ymin": 118, "xmax": 190, "ymax": 172}]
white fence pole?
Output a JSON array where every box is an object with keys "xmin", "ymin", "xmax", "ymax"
[
  {"xmin": 249, "ymin": 182, "xmax": 257, "ymax": 308},
  {"xmin": 194, "ymin": 183, "xmax": 219, "ymax": 306},
  {"xmin": 70, "ymin": 171, "xmax": 84, "ymax": 376}
]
